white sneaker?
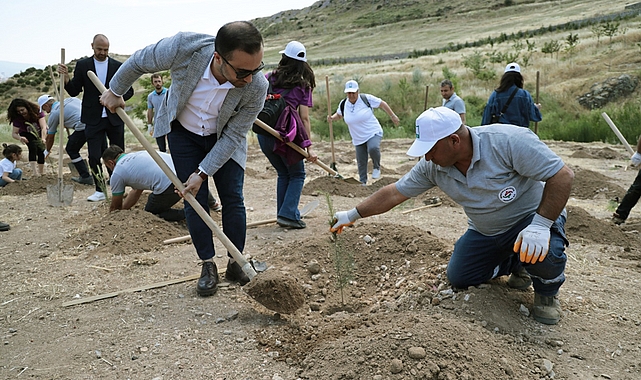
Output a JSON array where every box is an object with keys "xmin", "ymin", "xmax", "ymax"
[
  {"xmin": 87, "ymin": 191, "xmax": 106, "ymax": 202},
  {"xmin": 372, "ymin": 168, "xmax": 381, "ymax": 179}
]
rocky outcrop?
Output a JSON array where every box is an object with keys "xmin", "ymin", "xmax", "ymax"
[{"xmin": 577, "ymin": 74, "xmax": 638, "ymax": 109}]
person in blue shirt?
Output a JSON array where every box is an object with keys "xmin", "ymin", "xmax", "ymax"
[
  {"xmin": 481, "ymin": 62, "xmax": 542, "ymax": 128},
  {"xmin": 146, "ymin": 74, "xmax": 169, "ymax": 152}
]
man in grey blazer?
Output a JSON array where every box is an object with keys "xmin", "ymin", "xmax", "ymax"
[{"xmin": 102, "ymin": 21, "xmax": 268, "ymax": 296}]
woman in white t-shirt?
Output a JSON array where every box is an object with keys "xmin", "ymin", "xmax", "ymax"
[
  {"xmin": 0, "ymin": 143, "xmax": 23, "ymax": 187},
  {"xmin": 328, "ymin": 80, "xmax": 399, "ymax": 185}
]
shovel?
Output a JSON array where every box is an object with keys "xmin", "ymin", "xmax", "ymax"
[
  {"xmin": 47, "ymin": 48, "xmax": 73, "ymax": 207},
  {"xmin": 325, "ymin": 76, "xmax": 337, "ymax": 171},
  {"xmin": 88, "ymin": 71, "xmax": 305, "ymax": 314},
  {"xmin": 253, "ymin": 119, "xmax": 361, "ymax": 184}
]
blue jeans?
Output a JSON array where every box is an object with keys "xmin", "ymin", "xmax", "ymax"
[
  {"xmin": 615, "ymin": 168, "xmax": 641, "ymax": 220},
  {"xmin": 257, "ymin": 134, "xmax": 306, "ymax": 221},
  {"xmin": 354, "ymin": 134, "xmax": 382, "ymax": 184},
  {"xmin": 0, "ymin": 168, "xmax": 22, "ymax": 187},
  {"xmin": 167, "ymin": 122, "xmax": 246, "ymax": 261},
  {"xmin": 446, "ymin": 213, "xmax": 568, "ymax": 297}
]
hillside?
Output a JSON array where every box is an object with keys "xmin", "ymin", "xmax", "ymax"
[{"xmin": 1, "ymin": 0, "xmax": 640, "ymax": 142}]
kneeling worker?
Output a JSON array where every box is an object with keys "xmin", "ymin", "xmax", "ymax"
[{"xmin": 102, "ymin": 145, "xmax": 186, "ymax": 221}]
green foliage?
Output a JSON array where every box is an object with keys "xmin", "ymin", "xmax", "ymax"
[
  {"xmin": 565, "ymin": 33, "xmax": 580, "ymax": 55},
  {"xmin": 461, "ymin": 52, "xmax": 496, "ymax": 81},
  {"xmin": 441, "ymin": 66, "xmax": 458, "ymax": 89},
  {"xmin": 541, "ymin": 40, "xmax": 562, "ymax": 59}
]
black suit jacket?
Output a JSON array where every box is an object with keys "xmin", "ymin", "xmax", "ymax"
[{"xmin": 64, "ymin": 56, "xmax": 134, "ymax": 125}]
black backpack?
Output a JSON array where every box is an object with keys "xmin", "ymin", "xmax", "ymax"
[
  {"xmin": 252, "ymin": 78, "xmax": 291, "ymax": 136},
  {"xmin": 339, "ymin": 94, "xmax": 371, "ymax": 114}
]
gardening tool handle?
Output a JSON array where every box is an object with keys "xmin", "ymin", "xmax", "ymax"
[
  {"xmin": 58, "ymin": 49, "xmax": 65, "ymax": 181},
  {"xmin": 534, "ymin": 71, "xmax": 540, "ymax": 135},
  {"xmin": 602, "ymin": 112, "xmax": 635, "ymax": 155},
  {"xmin": 253, "ymin": 118, "xmax": 340, "ymax": 176},
  {"xmin": 325, "ymin": 76, "xmax": 336, "ymax": 165},
  {"xmin": 87, "ymin": 71, "xmax": 256, "ymax": 279}
]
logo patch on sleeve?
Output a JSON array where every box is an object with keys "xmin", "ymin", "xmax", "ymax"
[{"xmin": 498, "ymin": 186, "xmax": 517, "ymax": 203}]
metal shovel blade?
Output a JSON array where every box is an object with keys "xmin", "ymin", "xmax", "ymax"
[{"xmin": 47, "ymin": 179, "xmax": 74, "ymax": 207}]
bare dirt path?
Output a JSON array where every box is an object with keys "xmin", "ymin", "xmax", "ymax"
[{"xmin": 1, "ymin": 137, "xmax": 640, "ymax": 379}]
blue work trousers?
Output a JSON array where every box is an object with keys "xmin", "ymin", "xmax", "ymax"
[{"xmin": 446, "ymin": 213, "xmax": 568, "ymax": 297}]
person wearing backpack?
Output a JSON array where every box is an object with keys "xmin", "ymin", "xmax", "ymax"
[
  {"xmin": 328, "ymin": 80, "xmax": 399, "ymax": 185},
  {"xmin": 257, "ymin": 41, "xmax": 317, "ymax": 229},
  {"xmin": 481, "ymin": 62, "xmax": 542, "ymax": 128}
]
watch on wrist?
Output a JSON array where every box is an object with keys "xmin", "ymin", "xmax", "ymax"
[{"xmin": 194, "ymin": 169, "xmax": 208, "ymax": 181}]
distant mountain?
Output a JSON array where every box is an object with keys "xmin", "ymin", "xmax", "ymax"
[{"xmin": 0, "ymin": 61, "xmax": 45, "ymax": 82}]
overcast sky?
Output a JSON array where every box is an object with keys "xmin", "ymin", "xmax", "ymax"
[{"xmin": 0, "ymin": 0, "xmax": 319, "ymax": 66}]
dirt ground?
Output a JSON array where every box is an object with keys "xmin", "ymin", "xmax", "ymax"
[{"xmin": 1, "ymin": 136, "xmax": 641, "ymax": 380}]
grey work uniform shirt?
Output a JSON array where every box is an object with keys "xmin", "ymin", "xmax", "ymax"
[{"xmin": 395, "ymin": 125, "xmax": 565, "ymax": 236}]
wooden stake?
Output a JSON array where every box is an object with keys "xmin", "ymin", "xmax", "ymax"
[
  {"xmin": 62, "ymin": 274, "xmax": 200, "ymax": 307},
  {"xmin": 424, "ymin": 85, "xmax": 429, "ymax": 111},
  {"xmin": 401, "ymin": 202, "xmax": 442, "ymax": 215}
]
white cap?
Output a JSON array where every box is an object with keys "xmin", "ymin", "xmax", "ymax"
[
  {"xmin": 37, "ymin": 94, "xmax": 54, "ymax": 112},
  {"xmin": 344, "ymin": 80, "xmax": 359, "ymax": 93},
  {"xmin": 504, "ymin": 62, "xmax": 521, "ymax": 73},
  {"xmin": 279, "ymin": 41, "xmax": 307, "ymax": 62},
  {"xmin": 406, "ymin": 107, "xmax": 463, "ymax": 157}
]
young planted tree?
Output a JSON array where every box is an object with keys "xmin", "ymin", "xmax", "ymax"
[{"xmin": 326, "ymin": 193, "xmax": 354, "ymax": 305}]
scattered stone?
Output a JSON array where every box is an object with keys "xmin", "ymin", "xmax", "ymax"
[
  {"xmin": 307, "ymin": 261, "xmax": 321, "ymax": 274},
  {"xmin": 408, "ymin": 346, "xmax": 426, "ymax": 359},
  {"xmin": 519, "ymin": 304, "xmax": 530, "ymax": 317},
  {"xmin": 540, "ymin": 358, "xmax": 554, "ymax": 374},
  {"xmin": 390, "ymin": 358, "xmax": 403, "ymax": 374},
  {"xmin": 309, "ymin": 302, "xmax": 321, "ymax": 311},
  {"xmin": 363, "ymin": 235, "xmax": 374, "ymax": 244},
  {"xmin": 95, "ymin": 350, "xmax": 102, "ymax": 358}
]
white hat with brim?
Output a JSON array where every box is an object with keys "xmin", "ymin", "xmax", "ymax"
[
  {"xmin": 279, "ymin": 41, "xmax": 307, "ymax": 62},
  {"xmin": 504, "ymin": 62, "xmax": 521, "ymax": 73},
  {"xmin": 344, "ymin": 80, "xmax": 359, "ymax": 93},
  {"xmin": 406, "ymin": 107, "xmax": 463, "ymax": 157},
  {"xmin": 37, "ymin": 94, "xmax": 54, "ymax": 112}
]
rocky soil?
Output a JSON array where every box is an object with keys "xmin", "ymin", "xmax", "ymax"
[{"xmin": 1, "ymin": 137, "xmax": 640, "ymax": 379}]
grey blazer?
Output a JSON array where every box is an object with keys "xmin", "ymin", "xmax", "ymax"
[{"xmin": 109, "ymin": 32, "xmax": 268, "ymax": 174}]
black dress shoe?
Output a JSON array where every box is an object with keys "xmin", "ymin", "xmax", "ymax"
[
  {"xmin": 276, "ymin": 216, "xmax": 306, "ymax": 229},
  {"xmin": 197, "ymin": 261, "xmax": 219, "ymax": 296},
  {"xmin": 0, "ymin": 222, "xmax": 10, "ymax": 232},
  {"xmin": 226, "ymin": 260, "xmax": 250, "ymax": 285}
]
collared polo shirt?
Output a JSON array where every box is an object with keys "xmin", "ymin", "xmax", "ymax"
[{"xmin": 395, "ymin": 125, "xmax": 565, "ymax": 236}]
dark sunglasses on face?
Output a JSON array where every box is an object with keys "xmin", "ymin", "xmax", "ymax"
[{"xmin": 218, "ymin": 52, "xmax": 264, "ymax": 79}]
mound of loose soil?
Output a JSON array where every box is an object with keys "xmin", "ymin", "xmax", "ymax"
[
  {"xmin": 570, "ymin": 146, "xmax": 628, "ymax": 160},
  {"xmin": 58, "ymin": 207, "xmax": 188, "ymax": 256},
  {"xmin": 0, "ymin": 173, "xmax": 81, "ymax": 196},
  {"xmin": 570, "ymin": 166, "xmax": 626, "ymax": 200}
]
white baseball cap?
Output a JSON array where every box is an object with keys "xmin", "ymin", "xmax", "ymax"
[
  {"xmin": 406, "ymin": 107, "xmax": 463, "ymax": 157},
  {"xmin": 37, "ymin": 94, "xmax": 54, "ymax": 112},
  {"xmin": 344, "ymin": 80, "xmax": 359, "ymax": 93},
  {"xmin": 279, "ymin": 41, "xmax": 307, "ymax": 62},
  {"xmin": 504, "ymin": 62, "xmax": 521, "ymax": 73}
]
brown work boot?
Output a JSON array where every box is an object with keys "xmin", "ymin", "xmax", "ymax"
[
  {"xmin": 507, "ymin": 266, "xmax": 532, "ymax": 290},
  {"xmin": 533, "ymin": 293, "xmax": 562, "ymax": 325},
  {"xmin": 196, "ymin": 260, "xmax": 219, "ymax": 296}
]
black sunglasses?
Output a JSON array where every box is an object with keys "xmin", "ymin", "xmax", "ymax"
[{"xmin": 218, "ymin": 53, "xmax": 264, "ymax": 79}]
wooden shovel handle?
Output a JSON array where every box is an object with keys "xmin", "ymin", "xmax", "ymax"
[
  {"xmin": 253, "ymin": 118, "xmax": 340, "ymax": 176},
  {"xmin": 87, "ymin": 71, "xmax": 257, "ymax": 280}
]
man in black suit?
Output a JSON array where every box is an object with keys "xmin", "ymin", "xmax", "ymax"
[{"xmin": 59, "ymin": 34, "xmax": 134, "ymax": 201}]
